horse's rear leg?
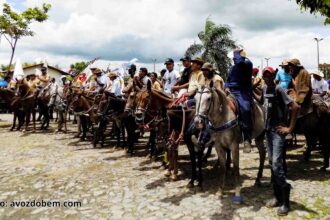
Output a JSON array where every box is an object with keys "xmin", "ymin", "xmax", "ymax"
[
  {"xmin": 23, "ymin": 112, "xmax": 31, "ymax": 132},
  {"xmin": 255, "ymin": 134, "xmax": 266, "ymax": 186},
  {"xmin": 231, "ymin": 145, "xmax": 242, "ymax": 204},
  {"xmin": 197, "ymin": 146, "xmax": 205, "ymax": 190}
]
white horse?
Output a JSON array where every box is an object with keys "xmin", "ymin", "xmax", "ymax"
[
  {"xmin": 194, "ymin": 82, "xmax": 265, "ymax": 204},
  {"xmin": 48, "ymin": 82, "xmax": 67, "ymax": 132}
]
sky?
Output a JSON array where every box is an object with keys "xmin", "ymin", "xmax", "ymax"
[{"xmin": 0, "ymin": 0, "xmax": 329, "ymax": 73}]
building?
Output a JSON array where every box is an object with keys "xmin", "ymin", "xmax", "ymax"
[
  {"xmin": 319, "ymin": 63, "xmax": 330, "ymax": 79},
  {"xmin": 23, "ymin": 64, "xmax": 68, "ymax": 80}
]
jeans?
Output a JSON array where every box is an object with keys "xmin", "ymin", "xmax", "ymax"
[
  {"xmin": 187, "ymin": 98, "xmax": 196, "ymax": 108},
  {"xmin": 230, "ymin": 89, "xmax": 252, "ymax": 140},
  {"xmin": 266, "ymin": 130, "xmax": 287, "ymax": 187}
]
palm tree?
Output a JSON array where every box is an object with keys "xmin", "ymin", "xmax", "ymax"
[{"xmin": 185, "ymin": 18, "xmax": 237, "ymax": 79}]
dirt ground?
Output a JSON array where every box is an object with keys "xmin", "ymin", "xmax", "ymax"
[{"xmin": 0, "ymin": 113, "xmax": 329, "ymax": 220}]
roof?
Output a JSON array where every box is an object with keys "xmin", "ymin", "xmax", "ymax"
[{"xmin": 23, "ymin": 64, "xmax": 68, "ymax": 75}]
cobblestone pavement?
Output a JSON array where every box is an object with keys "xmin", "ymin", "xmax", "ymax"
[{"xmin": 0, "ymin": 114, "xmax": 329, "ymax": 220}]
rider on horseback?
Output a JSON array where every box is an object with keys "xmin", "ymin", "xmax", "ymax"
[{"xmin": 225, "ymin": 49, "xmax": 253, "ymax": 153}]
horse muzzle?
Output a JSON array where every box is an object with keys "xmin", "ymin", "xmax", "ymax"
[{"xmin": 194, "ymin": 115, "xmax": 206, "ymax": 130}]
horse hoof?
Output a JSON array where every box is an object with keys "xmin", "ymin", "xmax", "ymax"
[
  {"xmin": 170, "ymin": 174, "xmax": 178, "ymax": 181},
  {"xmin": 186, "ymin": 182, "xmax": 194, "ymax": 189},
  {"xmin": 232, "ymin": 195, "xmax": 243, "ymax": 204},
  {"xmin": 164, "ymin": 170, "xmax": 171, "ymax": 177}
]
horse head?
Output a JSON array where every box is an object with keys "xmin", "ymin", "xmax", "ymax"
[{"xmin": 135, "ymin": 89, "xmax": 151, "ymax": 124}]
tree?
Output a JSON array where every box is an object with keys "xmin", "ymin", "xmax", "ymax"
[
  {"xmin": 70, "ymin": 61, "xmax": 89, "ymax": 74},
  {"xmin": 185, "ymin": 18, "xmax": 237, "ymax": 79},
  {"xmin": 295, "ymin": 0, "xmax": 330, "ymax": 24},
  {"xmin": 0, "ymin": 3, "xmax": 51, "ymax": 75}
]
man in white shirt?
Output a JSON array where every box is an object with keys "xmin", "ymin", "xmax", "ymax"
[
  {"xmin": 91, "ymin": 68, "xmax": 111, "ymax": 93},
  {"xmin": 135, "ymin": 67, "xmax": 152, "ymax": 90},
  {"xmin": 109, "ymin": 72, "xmax": 122, "ymax": 97},
  {"xmin": 311, "ymin": 71, "xmax": 328, "ymax": 98},
  {"xmin": 162, "ymin": 58, "xmax": 180, "ymax": 95}
]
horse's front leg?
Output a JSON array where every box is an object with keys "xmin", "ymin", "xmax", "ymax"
[
  {"xmin": 214, "ymin": 144, "xmax": 226, "ymax": 198},
  {"xmin": 32, "ymin": 109, "xmax": 36, "ymax": 132},
  {"xmin": 255, "ymin": 134, "xmax": 266, "ymax": 186},
  {"xmin": 23, "ymin": 112, "xmax": 31, "ymax": 132},
  {"xmin": 197, "ymin": 146, "xmax": 205, "ymax": 191},
  {"xmin": 11, "ymin": 111, "xmax": 16, "ymax": 131}
]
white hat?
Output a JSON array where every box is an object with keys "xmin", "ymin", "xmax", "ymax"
[{"xmin": 313, "ymin": 71, "xmax": 324, "ymax": 78}]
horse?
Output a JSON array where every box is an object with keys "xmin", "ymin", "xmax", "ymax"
[
  {"xmin": 17, "ymin": 82, "xmax": 36, "ymax": 132},
  {"xmin": 68, "ymin": 91, "xmax": 99, "ymax": 140},
  {"xmin": 37, "ymin": 84, "xmax": 52, "ymax": 130},
  {"xmin": 293, "ymin": 100, "xmax": 330, "ymax": 170},
  {"xmin": 194, "ymin": 82, "xmax": 265, "ymax": 203},
  {"xmin": 94, "ymin": 92, "xmax": 126, "ymax": 148},
  {"xmin": 0, "ymin": 88, "xmax": 25, "ymax": 131},
  {"xmin": 135, "ymin": 82, "xmax": 172, "ymax": 158},
  {"xmin": 48, "ymin": 83, "xmax": 68, "ymax": 132}
]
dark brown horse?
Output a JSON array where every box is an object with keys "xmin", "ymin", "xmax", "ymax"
[
  {"xmin": 0, "ymin": 88, "xmax": 25, "ymax": 130},
  {"xmin": 17, "ymin": 82, "xmax": 36, "ymax": 132},
  {"xmin": 68, "ymin": 91, "xmax": 99, "ymax": 140},
  {"xmin": 135, "ymin": 83, "xmax": 172, "ymax": 157}
]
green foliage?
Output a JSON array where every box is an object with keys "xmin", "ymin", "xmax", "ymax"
[
  {"xmin": 296, "ymin": 0, "xmax": 330, "ymax": 24},
  {"xmin": 185, "ymin": 18, "xmax": 237, "ymax": 79},
  {"xmin": 70, "ymin": 61, "xmax": 89, "ymax": 74},
  {"xmin": 0, "ymin": 2, "xmax": 51, "ymax": 75}
]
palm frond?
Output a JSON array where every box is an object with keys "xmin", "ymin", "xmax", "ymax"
[{"xmin": 185, "ymin": 43, "xmax": 203, "ymax": 57}]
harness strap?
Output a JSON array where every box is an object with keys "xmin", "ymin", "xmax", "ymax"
[{"xmin": 209, "ymin": 118, "xmax": 238, "ymax": 132}]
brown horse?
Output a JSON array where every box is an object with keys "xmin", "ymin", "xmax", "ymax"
[
  {"xmin": 17, "ymin": 82, "xmax": 36, "ymax": 132},
  {"xmin": 135, "ymin": 82, "xmax": 173, "ymax": 157},
  {"xmin": 0, "ymin": 88, "xmax": 25, "ymax": 130},
  {"xmin": 69, "ymin": 91, "xmax": 99, "ymax": 140}
]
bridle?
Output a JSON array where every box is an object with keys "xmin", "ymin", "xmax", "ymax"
[{"xmin": 195, "ymin": 86, "xmax": 238, "ymax": 132}]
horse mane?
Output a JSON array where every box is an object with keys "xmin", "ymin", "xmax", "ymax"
[
  {"xmin": 151, "ymin": 89, "xmax": 173, "ymax": 103},
  {"xmin": 212, "ymin": 87, "xmax": 230, "ymax": 114}
]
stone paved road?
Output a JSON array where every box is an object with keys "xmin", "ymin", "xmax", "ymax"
[{"xmin": 0, "ymin": 114, "xmax": 329, "ymax": 220}]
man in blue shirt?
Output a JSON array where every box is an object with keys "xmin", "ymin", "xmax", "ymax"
[
  {"xmin": 275, "ymin": 60, "xmax": 291, "ymax": 90},
  {"xmin": 225, "ymin": 49, "xmax": 253, "ymax": 153}
]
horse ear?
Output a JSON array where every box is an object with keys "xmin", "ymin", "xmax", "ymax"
[
  {"xmin": 209, "ymin": 80, "xmax": 214, "ymax": 88},
  {"xmin": 147, "ymin": 80, "xmax": 152, "ymax": 92}
]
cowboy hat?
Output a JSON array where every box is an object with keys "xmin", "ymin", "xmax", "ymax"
[
  {"xmin": 279, "ymin": 59, "xmax": 289, "ymax": 66},
  {"xmin": 191, "ymin": 57, "xmax": 204, "ymax": 65},
  {"xmin": 288, "ymin": 58, "xmax": 302, "ymax": 67},
  {"xmin": 201, "ymin": 62, "xmax": 213, "ymax": 71},
  {"xmin": 312, "ymin": 71, "xmax": 324, "ymax": 78},
  {"xmin": 108, "ymin": 72, "xmax": 118, "ymax": 78}
]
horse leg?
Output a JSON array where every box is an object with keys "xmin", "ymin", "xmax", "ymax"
[
  {"xmin": 81, "ymin": 116, "xmax": 87, "ymax": 141},
  {"xmin": 63, "ymin": 111, "xmax": 67, "ymax": 133},
  {"xmin": 197, "ymin": 146, "xmax": 205, "ymax": 191},
  {"xmin": 215, "ymin": 145, "xmax": 226, "ymax": 198},
  {"xmin": 304, "ymin": 134, "xmax": 314, "ymax": 162},
  {"xmin": 320, "ymin": 132, "xmax": 329, "ymax": 171},
  {"xmin": 23, "ymin": 112, "xmax": 31, "ymax": 132},
  {"xmin": 18, "ymin": 111, "xmax": 25, "ymax": 130},
  {"xmin": 226, "ymin": 148, "xmax": 231, "ymax": 170},
  {"xmin": 255, "ymin": 134, "xmax": 266, "ymax": 187},
  {"xmin": 186, "ymin": 142, "xmax": 197, "ymax": 188},
  {"xmin": 150, "ymin": 130, "xmax": 157, "ymax": 158},
  {"xmin": 231, "ymin": 143, "xmax": 242, "ymax": 204},
  {"xmin": 11, "ymin": 111, "xmax": 17, "ymax": 131},
  {"xmin": 203, "ymin": 143, "xmax": 213, "ymax": 163}
]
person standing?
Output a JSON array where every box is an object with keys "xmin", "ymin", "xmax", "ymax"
[
  {"xmin": 225, "ymin": 49, "xmax": 253, "ymax": 153},
  {"xmin": 260, "ymin": 67, "xmax": 299, "ymax": 216}
]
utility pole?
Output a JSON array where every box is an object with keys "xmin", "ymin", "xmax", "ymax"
[
  {"xmin": 314, "ymin": 38, "xmax": 323, "ymax": 70},
  {"xmin": 264, "ymin": 57, "xmax": 271, "ymax": 67},
  {"xmin": 151, "ymin": 58, "xmax": 157, "ymax": 72}
]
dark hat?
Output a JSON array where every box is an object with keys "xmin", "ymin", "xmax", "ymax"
[
  {"xmin": 191, "ymin": 57, "xmax": 204, "ymax": 65},
  {"xmin": 164, "ymin": 58, "xmax": 174, "ymax": 64},
  {"xmin": 41, "ymin": 66, "xmax": 47, "ymax": 72},
  {"xmin": 180, "ymin": 56, "xmax": 191, "ymax": 61}
]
